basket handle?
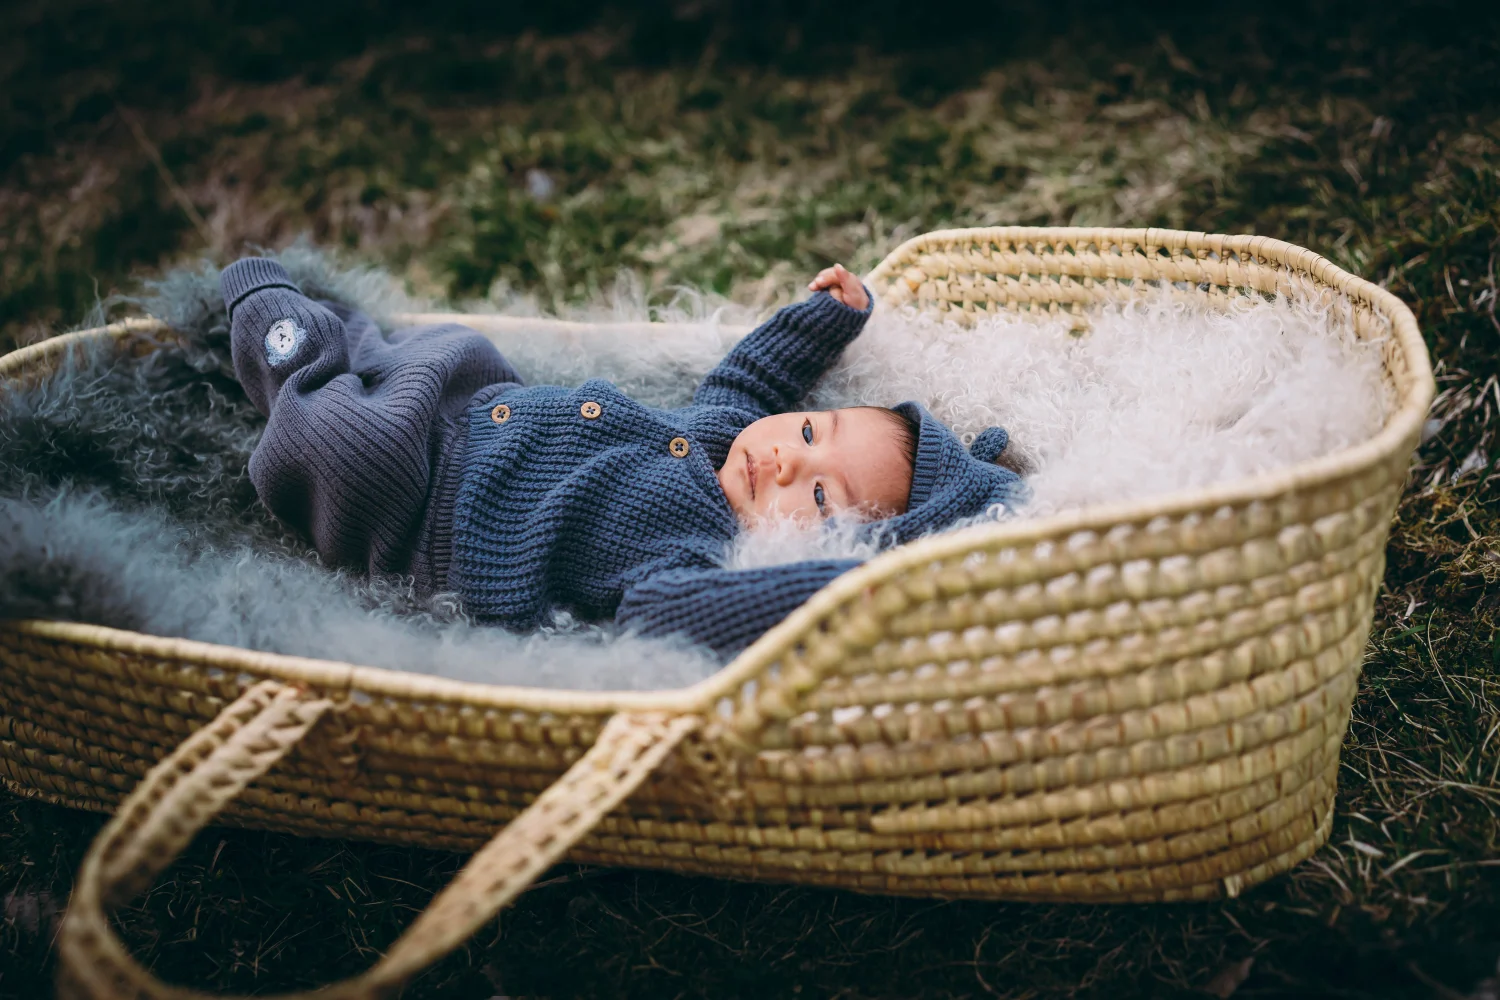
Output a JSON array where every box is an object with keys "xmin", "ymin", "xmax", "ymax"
[{"xmin": 56, "ymin": 680, "xmax": 700, "ymax": 1000}]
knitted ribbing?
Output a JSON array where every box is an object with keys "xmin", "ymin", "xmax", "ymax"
[{"xmin": 220, "ymin": 257, "xmax": 299, "ymax": 314}]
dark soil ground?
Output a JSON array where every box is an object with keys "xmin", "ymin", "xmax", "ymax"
[{"xmin": 3, "ymin": 1, "xmax": 1499, "ymax": 996}]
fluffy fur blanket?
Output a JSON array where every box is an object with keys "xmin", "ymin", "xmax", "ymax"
[{"xmin": 0, "ymin": 249, "xmax": 1388, "ymax": 690}]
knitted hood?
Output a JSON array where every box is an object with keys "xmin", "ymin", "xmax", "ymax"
[{"xmin": 867, "ymin": 402, "xmax": 1025, "ymax": 546}]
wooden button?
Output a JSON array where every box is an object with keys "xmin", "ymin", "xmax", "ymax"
[
  {"xmin": 580, "ymin": 401, "xmax": 603, "ymax": 419},
  {"xmin": 668, "ymin": 437, "xmax": 690, "ymax": 458},
  {"xmin": 490, "ymin": 403, "xmax": 511, "ymax": 424}
]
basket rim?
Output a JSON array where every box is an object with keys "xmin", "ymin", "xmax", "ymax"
[{"xmin": 2, "ymin": 226, "xmax": 1435, "ymax": 718}]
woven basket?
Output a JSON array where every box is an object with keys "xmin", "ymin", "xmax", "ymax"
[{"xmin": 0, "ymin": 228, "xmax": 1432, "ymax": 1000}]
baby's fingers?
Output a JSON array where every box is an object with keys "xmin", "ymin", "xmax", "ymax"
[{"xmin": 808, "ymin": 265, "xmax": 842, "ymax": 291}]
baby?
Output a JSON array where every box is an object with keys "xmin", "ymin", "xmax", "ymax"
[{"xmin": 221, "ymin": 258, "xmax": 1021, "ymax": 657}]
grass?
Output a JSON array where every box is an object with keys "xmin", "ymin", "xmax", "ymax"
[{"xmin": 2, "ymin": 1, "xmax": 1500, "ymax": 996}]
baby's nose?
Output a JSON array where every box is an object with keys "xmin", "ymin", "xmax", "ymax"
[{"xmin": 773, "ymin": 445, "xmax": 801, "ymax": 485}]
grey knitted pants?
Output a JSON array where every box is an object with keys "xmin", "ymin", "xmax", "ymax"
[{"xmin": 222, "ymin": 259, "xmax": 522, "ymax": 592}]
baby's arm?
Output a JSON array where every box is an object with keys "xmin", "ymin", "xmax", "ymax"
[
  {"xmin": 615, "ymin": 558, "xmax": 862, "ymax": 658},
  {"xmin": 693, "ymin": 264, "xmax": 873, "ymax": 418}
]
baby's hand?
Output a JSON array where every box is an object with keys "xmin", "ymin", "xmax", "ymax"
[{"xmin": 808, "ymin": 263, "xmax": 869, "ymax": 311}]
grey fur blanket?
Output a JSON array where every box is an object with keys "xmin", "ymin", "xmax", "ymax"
[{"xmin": 0, "ymin": 249, "xmax": 718, "ymax": 691}]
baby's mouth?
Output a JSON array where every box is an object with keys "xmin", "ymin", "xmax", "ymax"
[{"xmin": 745, "ymin": 450, "xmax": 757, "ymax": 500}]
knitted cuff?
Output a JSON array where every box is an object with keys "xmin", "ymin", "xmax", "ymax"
[
  {"xmin": 901, "ymin": 402, "xmax": 948, "ymax": 510},
  {"xmin": 220, "ymin": 258, "xmax": 301, "ymax": 316}
]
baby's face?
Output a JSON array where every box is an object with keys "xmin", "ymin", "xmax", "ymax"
[{"xmin": 717, "ymin": 408, "xmax": 911, "ymax": 524}]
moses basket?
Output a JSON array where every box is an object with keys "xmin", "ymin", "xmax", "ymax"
[{"xmin": 1, "ymin": 228, "xmax": 1432, "ymax": 999}]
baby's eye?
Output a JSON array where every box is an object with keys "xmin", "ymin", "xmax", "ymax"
[
  {"xmin": 802, "ymin": 419, "xmax": 814, "ymax": 445},
  {"xmin": 813, "ymin": 483, "xmax": 826, "ymax": 514}
]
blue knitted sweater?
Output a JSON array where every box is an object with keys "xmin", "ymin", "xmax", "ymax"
[{"xmin": 451, "ymin": 291, "xmax": 874, "ymax": 657}]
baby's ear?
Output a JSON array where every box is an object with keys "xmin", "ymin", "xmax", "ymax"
[{"xmin": 969, "ymin": 427, "xmax": 1010, "ymax": 464}]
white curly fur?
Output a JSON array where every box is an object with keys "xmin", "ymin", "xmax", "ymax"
[{"xmin": 820, "ymin": 284, "xmax": 1390, "ymax": 516}]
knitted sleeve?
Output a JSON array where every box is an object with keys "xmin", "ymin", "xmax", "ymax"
[
  {"xmin": 614, "ymin": 558, "xmax": 863, "ymax": 659},
  {"xmin": 692, "ymin": 288, "xmax": 873, "ymax": 417}
]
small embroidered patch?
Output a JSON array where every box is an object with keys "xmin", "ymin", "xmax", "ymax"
[{"xmin": 264, "ymin": 318, "xmax": 307, "ymax": 365}]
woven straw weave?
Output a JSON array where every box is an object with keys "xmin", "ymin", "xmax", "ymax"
[{"xmin": 0, "ymin": 228, "xmax": 1433, "ymax": 999}]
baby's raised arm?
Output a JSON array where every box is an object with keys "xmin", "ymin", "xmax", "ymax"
[{"xmin": 693, "ymin": 265, "xmax": 873, "ymax": 418}]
